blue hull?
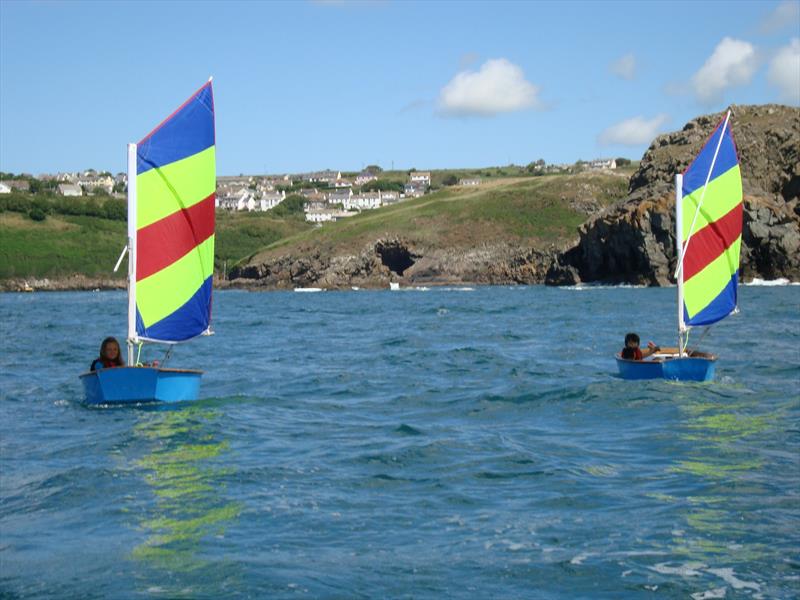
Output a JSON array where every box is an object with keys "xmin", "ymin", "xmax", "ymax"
[
  {"xmin": 616, "ymin": 354, "xmax": 716, "ymax": 382},
  {"xmin": 79, "ymin": 367, "xmax": 202, "ymax": 405}
]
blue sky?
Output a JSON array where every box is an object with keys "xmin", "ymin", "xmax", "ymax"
[{"xmin": 1, "ymin": 0, "xmax": 798, "ymax": 176}]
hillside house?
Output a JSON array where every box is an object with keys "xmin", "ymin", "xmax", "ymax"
[
  {"xmin": 305, "ymin": 209, "xmax": 357, "ymax": 223},
  {"xmin": 346, "ymin": 191, "xmax": 382, "ymax": 211},
  {"xmin": 355, "ymin": 171, "xmax": 378, "ymax": 186},
  {"xmin": 0, "ymin": 182, "xmax": 11, "ymax": 194},
  {"xmin": 409, "ymin": 171, "xmax": 431, "ymax": 186},
  {"xmin": 379, "ymin": 191, "xmax": 400, "ymax": 205},
  {"xmin": 587, "ymin": 159, "xmax": 617, "ymax": 170},
  {"xmin": 327, "ymin": 188, "xmax": 353, "ymax": 205},
  {"xmin": 5, "ymin": 180, "xmax": 31, "ymax": 192},
  {"xmin": 260, "ymin": 190, "xmax": 286, "ymax": 210},
  {"xmin": 304, "ymin": 170, "xmax": 341, "ymax": 184},
  {"xmin": 77, "ymin": 175, "xmax": 114, "ymax": 194},
  {"xmin": 404, "ymin": 182, "xmax": 426, "ymax": 198},
  {"xmin": 58, "ymin": 183, "xmax": 82, "ymax": 196}
]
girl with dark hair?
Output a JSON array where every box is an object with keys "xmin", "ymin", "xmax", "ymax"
[
  {"xmin": 620, "ymin": 332, "xmax": 660, "ymax": 360},
  {"xmin": 90, "ymin": 337, "xmax": 125, "ymax": 371}
]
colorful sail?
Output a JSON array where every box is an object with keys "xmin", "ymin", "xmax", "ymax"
[
  {"xmin": 680, "ymin": 114, "xmax": 742, "ymax": 327},
  {"xmin": 134, "ymin": 81, "xmax": 215, "ymax": 342}
]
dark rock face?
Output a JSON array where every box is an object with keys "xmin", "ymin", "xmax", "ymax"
[
  {"xmin": 229, "ymin": 239, "xmax": 560, "ymax": 289},
  {"xmin": 557, "ymin": 104, "xmax": 800, "ymax": 285}
]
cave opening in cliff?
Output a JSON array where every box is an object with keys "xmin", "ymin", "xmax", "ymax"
[{"xmin": 376, "ymin": 242, "xmax": 416, "ymax": 276}]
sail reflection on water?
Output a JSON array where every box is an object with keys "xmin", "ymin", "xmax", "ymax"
[
  {"xmin": 130, "ymin": 406, "xmax": 241, "ymax": 575},
  {"xmin": 668, "ymin": 391, "xmax": 775, "ymax": 565}
]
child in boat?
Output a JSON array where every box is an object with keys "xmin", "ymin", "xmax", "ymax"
[
  {"xmin": 621, "ymin": 333, "xmax": 660, "ymax": 360},
  {"xmin": 90, "ymin": 337, "xmax": 125, "ymax": 371}
]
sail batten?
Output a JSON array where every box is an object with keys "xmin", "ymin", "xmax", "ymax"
[
  {"xmin": 133, "ymin": 81, "xmax": 215, "ymax": 343},
  {"xmin": 679, "ymin": 112, "xmax": 742, "ymax": 329}
]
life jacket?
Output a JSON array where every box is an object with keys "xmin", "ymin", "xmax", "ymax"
[
  {"xmin": 91, "ymin": 358, "xmax": 120, "ymax": 371},
  {"xmin": 621, "ymin": 347, "xmax": 642, "ymax": 360}
]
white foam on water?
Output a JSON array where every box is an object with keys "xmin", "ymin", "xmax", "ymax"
[
  {"xmin": 570, "ymin": 552, "xmax": 590, "ymax": 565},
  {"xmin": 650, "ymin": 562, "xmax": 707, "ymax": 576},
  {"xmin": 691, "ymin": 587, "xmax": 727, "ymax": 599},
  {"xmin": 743, "ymin": 277, "xmax": 798, "ymax": 286},
  {"xmin": 707, "ymin": 568, "xmax": 761, "ymax": 591}
]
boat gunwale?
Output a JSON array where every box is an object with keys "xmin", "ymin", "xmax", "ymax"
[{"xmin": 79, "ymin": 366, "xmax": 204, "ymax": 379}]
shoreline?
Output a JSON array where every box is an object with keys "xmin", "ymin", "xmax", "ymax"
[{"xmin": 2, "ymin": 274, "xmax": 798, "ymax": 293}]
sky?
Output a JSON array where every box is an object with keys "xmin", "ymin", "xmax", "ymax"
[{"xmin": 0, "ymin": 0, "xmax": 798, "ymax": 176}]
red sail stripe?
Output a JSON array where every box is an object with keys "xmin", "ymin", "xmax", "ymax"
[
  {"xmin": 136, "ymin": 193, "xmax": 215, "ymax": 281},
  {"xmin": 683, "ymin": 202, "xmax": 743, "ymax": 282}
]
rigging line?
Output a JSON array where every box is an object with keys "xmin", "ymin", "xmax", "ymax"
[
  {"xmin": 675, "ymin": 110, "xmax": 731, "ymax": 280},
  {"xmin": 162, "ymin": 345, "xmax": 174, "ymax": 368},
  {"xmin": 694, "ymin": 326, "xmax": 712, "ymax": 349}
]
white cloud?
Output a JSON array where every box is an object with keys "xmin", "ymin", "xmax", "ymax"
[
  {"xmin": 768, "ymin": 38, "xmax": 800, "ymax": 103},
  {"xmin": 610, "ymin": 53, "xmax": 637, "ymax": 80},
  {"xmin": 759, "ymin": 1, "xmax": 800, "ymax": 34},
  {"xmin": 598, "ymin": 114, "xmax": 670, "ymax": 146},
  {"xmin": 438, "ymin": 58, "xmax": 541, "ymax": 116},
  {"xmin": 691, "ymin": 37, "xmax": 758, "ymax": 104}
]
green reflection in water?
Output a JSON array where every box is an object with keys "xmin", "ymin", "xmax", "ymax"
[
  {"xmin": 130, "ymin": 406, "xmax": 241, "ymax": 576},
  {"xmin": 666, "ymin": 392, "xmax": 776, "ymax": 568}
]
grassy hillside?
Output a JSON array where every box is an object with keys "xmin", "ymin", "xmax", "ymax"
[
  {"xmin": 0, "ymin": 212, "xmax": 127, "ymax": 279},
  {"xmin": 246, "ymin": 171, "xmax": 629, "ymax": 265},
  {"xmin": 1, "ymin": 169, "xmax": 631, "ymax": 280},
  {"xmin": 0, "ymin": 208, "xmax": 311, "ymax": 280}
]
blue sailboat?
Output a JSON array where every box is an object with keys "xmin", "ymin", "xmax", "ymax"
[
  {"xmin": 616, "ymin": 110, "xmax": 742, "ymax": 382},
  {"xmin": 80, "ymin": 80, "xmax": 216, "ymax": 404}
]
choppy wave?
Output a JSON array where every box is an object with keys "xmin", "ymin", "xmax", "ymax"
[{"xmin": 1, "ymin": 285, "xmax": 798, "ymax": 598}]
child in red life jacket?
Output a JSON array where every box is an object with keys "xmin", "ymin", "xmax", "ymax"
[
  {"xmin": 621, "ymin": 332, "xmax": 659, "ymax": 360},
  {"xmin": 90, "ymin": 337, "xmax": 125, "ymax": 371}
]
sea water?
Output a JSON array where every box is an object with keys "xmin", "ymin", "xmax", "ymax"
[{"xmin": 0, "ymin": 285, "xmax": 798, "ymax": 599}]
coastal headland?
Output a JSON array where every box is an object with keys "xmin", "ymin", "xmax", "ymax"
[{"xmin": 1, "ymin": 104, "xmax": 797, "ymax": 292}]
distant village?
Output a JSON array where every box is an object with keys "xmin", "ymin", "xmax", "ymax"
[{"xmin": 0, "ymin": 158, "xmax": 621, "ymax": 224}]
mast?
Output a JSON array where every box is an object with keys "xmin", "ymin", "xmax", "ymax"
[
  {"xmin": 675, "ymin": 173, "xmax": 685, "ymax": 357},
  {"xmin": 126, "ymin": 143, "xmax": 138, "ymax": 365}
]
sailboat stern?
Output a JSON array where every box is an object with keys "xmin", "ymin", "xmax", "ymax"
[{"xmin": 79, "ymin": 367, "xmax": 202, "ymax": 405}]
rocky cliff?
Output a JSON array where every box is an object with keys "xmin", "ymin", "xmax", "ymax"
[
  {"xmin": 550, "ymin": 104, "xmax": 799, "ymax": 285},
  {"xmin": 230, "ymin": 104, "xmax": 798, "ymax": 290}
]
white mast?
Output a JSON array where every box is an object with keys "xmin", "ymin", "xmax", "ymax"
[
  {"xmin": 675, "ymin": 173, "xmax": 685, "ymax": 357},
  {"xmin": 126, "ymin": 143, "xmax": 138, "ymax": 365}
]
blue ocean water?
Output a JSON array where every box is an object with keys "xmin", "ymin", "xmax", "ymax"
[{"xmin": 0, "ymin": 285, "xmax": 798, "ymax": 599}]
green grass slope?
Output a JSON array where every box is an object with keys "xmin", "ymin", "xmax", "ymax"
[
  {"xmin": 0, "ymin": 209, "xmax": 312, "ymax": 280},
  {"xmin": 246, "ymin": 172, "xmax": 628, "ymax": 265}
]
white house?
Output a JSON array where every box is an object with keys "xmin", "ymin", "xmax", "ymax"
[
  {"xmin": 218, "ymin": 198, "xmax": 239, "ymax": 210},
  {"xmin": 587, "ymin": 159, "xmax": 617, "ymax": 170},
  {"xmin": 380, "ymin": 191, "xmax": 400, "ymax": 204},
  {"xmin": 404, "ymin": 182, "xmax": 426, "ymax": 198},
  {"xmin": 58, "ymin": 183, "xmax": 82, "ymax": 196},
  {"xmin": 355, "ymin": 171, "xmax": 378, "ymax": 186},
  {"xmin": 0, "ymin": 182, "xmax": 11, "ymax": 194},
  {"xmin": 305, "ymin": 209, "xmax": 357, "ymax": 223},
  {"xmin": 260, "ymin": 190, "xmax": 286, "ymax": 210},
  {"xmin": 409, "ymin": 171, "xmax": 431, "ymax": 186},
  {"xmin": 76, "ymin": 175, "xmax": 114, "ymax": 194},
  {"xmin": 346, "ymin": 191, "xmax": 382, "ymax": 211},
  {"xmin": 327, "ymin": 188, "xmax": 353, "ymax": 205},
  {"xmin": 305, "ymin": 170, "xmax": 341, "ymax": 184}
]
